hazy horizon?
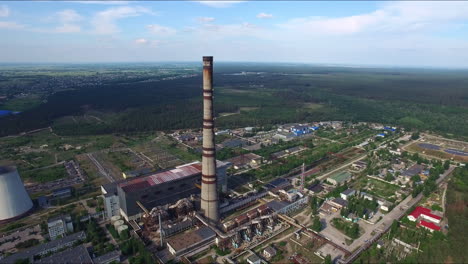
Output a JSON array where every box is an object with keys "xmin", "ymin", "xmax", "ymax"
[{"xmin": 1, "ymin": 1, "xmax": 468, "ymax": 67}]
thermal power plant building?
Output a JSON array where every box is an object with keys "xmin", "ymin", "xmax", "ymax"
[
  {"xmin": 0, "ymin": 166, "xmax": 34, "ymax": 223},
  {"xmin": 101, "ymin": 160, "xmax": 230, "ymax": 221},
  {"xmin": 200, "ymin": 56, "xmax": 219, "ymax": 224}
]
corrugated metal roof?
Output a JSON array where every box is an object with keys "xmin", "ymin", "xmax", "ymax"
[{"xmin": 119, "ymin": 161, "xmax": 229, "ymax": 193}]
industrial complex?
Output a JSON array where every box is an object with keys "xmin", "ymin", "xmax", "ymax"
[{"xmin": 0, "ymin": 57, "xmax": 463, "ymax": 264}]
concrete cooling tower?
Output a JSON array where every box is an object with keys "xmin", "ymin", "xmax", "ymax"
[{"xmin": 0, "ymin": 166, "xmax": 33, "ymax": 223}]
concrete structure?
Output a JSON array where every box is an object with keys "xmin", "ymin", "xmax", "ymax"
[
  {"xmin": 340, "ymin": 189, "xmax": 356, "ymax": 200},
  {"xmin": 101, "ymin": 184, "xmax": 120, "ymax": 219},
  {"xmin": 329, "ymin": 197, "xmax": 348, "ymax": 209},
  {"xmin": 1, "ymin": 231, "xmax": 86, "ymax": 263},
  {"xmin": 93, "ymin": 250, "xmax": 121, "ymax": 264},
  {"xmin": 166, "ymin": 226, "xmax": 216, "ymax": 256},
  {"xmin": 226, "ymin": 153, "xmax": 262, "ymax": 169},
  {"xmin": 35, "ymin": 244, "xmax": 92, "ymax": 264},
  {"xmin": 263, "ymin": 246, "xmax": 277, "ymax": 259},
  {"xmin": 48, "ymin": 214, "xmax": 74, "ymax": 240},
  {"xmin": 200, "ymin": 56, "xmax": 219, "ymax": 224},
  {"xmin": 117, "ymin": 225, "xmax": 128, "ymax": 235},
  {"xmin": 0, "ymin": 166, "xmax": 33, "ymax": 223},
  {"xmin": 247, "ymin": 253, "xmax": 261, "ymax": 264}
]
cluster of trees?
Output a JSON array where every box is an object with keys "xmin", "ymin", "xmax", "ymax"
[
  {"xmin": 311, "ymin": 216, "xmax": 322, "ymax": 232},
  {"xmin": 253, "ymin": 140, "xmax": 303, "ymax": 158},
  {"xmin": 412, "ymin": 159, "xmax": 449, "ymax": 197},
  {"xmin": 332, "ymin": 218, "xmax": 360, "ymax": 239},
  {"xmin": 340, "ymin": 196, "xmax": 379, "ymax": 219},
  {"xmin": 83, "ymin": 219, "xmax": 115, "ymax": 256},
  {"xmin": 216, "ymin": 147, "xmax": 248, "ymax": 160},
  {"xmin": 120, "ymin": 238, "xmax": 153, "ymax": 264},
  {"xmin": 251, "ymin": 141, "xmax": 350, "ymax": 180},
  {"xmin": 1, "ymin": 67, "xmax": 467, "ymax": 140},
  {"xmin": 309, "ymin": 194, "xmax": 323, "ymax": 214}
]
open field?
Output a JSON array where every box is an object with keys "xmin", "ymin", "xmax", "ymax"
[{"xmin": 404, "ymin": 136, "xmax": 468, "ymax": 162}]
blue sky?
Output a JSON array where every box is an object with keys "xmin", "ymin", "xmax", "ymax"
[{"xmin": 1, "ymin": 1, "xmax": 468, "ymax": 67}]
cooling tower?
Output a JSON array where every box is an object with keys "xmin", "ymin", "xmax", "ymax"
[
  {"xmin": 200, "ymin": 56, "xmax": 219, "ymax": 224},
  {"xmin": 0, "ymin": 166, "xmax": 33, "ymax": 223}
]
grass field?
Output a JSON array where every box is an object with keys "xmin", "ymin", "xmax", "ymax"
[{"xmin": 20, "ymin": 165, "xmax": 67, "ymax": 183}]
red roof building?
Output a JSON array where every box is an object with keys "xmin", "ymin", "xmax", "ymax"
[
  {"xmin": 418, "ymin": 220, "xmax": 441, "ymax": 232},
  {"xmin": 407, "ymin": 206, "xmax": 442, "ymax": 224}
]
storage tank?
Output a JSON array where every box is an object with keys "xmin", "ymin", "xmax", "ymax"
[
  {"xmin": 113, "ymin": 220, "xmax": 124, "ymax": 228},
  {"xmin": 0, "ymin": 166, "xmax": 33, "ymax": 223},
  {"xmin": 111, "ymin": 215, "xmax": 121, "ymax": 224},
  {"xmin": 117, "ymin": 225, "xmax": 128, "ymax": 235}
]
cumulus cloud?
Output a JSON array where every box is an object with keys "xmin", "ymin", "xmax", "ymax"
[
  {"xmin": 257, "ymin": 13, "xmax": 273, "ymax": 19},
  {"xmin": 54, "ymin": 9, "xmax": 83, "ymax": 33},
  {"xmin": 55, "ymin": 24, "xmax": 81, "ymax": 33},
  {"xmin": 0, "ymin": 5, "xmax": 9, "ymax": 17},
  {"xmin": 57, "ymin": 9, "xmax": 83, "ymax": 23},
  {"xmin": 279, "ymin": 1, "xmax": 468, "ymax": 35},
  {"xmin": 197, "ymin": 17, "xmax": 215, "ymax": 23},
  {"xmin": 147, "ymin": 24, "xmax": 176, "ymax": 35},
  {"xmin": 196, "ymin": 1, "xmax": 245, "ymax": 8},
  {"xmin": 135, "ymin": 38, "xmax": 148, "ymax": 45},
  {"xmin": 0, "ymin": 21, "xmax": 24, "ymax": 29},
  {"xmin": 92, "ymin": 6, "xmax": 154, "ymax": 34}
]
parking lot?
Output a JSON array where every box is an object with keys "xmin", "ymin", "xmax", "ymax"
[{"xmin": 0, "ymin": 225, "xmax": 44, "ymax": 254}]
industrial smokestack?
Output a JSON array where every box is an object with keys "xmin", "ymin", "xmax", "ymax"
[
  {"xmin": 200, "ymin": 56, "xmax": 219, "ymax": 223},
  {"xmin": 0, "ymin": 166, "xmax": 33, "ymax": 223}
]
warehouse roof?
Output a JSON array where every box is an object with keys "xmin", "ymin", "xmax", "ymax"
[
  {"xmin": 119, "ymin": 161, "xmax": 229, "ymax": 193},
  {"xmin": 409, "ymin": 206, "xmax": 442, "ymax": 221},
  {"xmin": 418, "ymin": 220, "xmax": 441, "ymax": 231},
  {"xmin": 36, "ymin": 245, "xmax": 92, "ymax": 264},
  {"xmin": 329, "ymin": 171, "xmax": 352, "ymax": 183},
  {"xmin": 166, "ymin": 226, "xmax": 216, "ymax": 253}
]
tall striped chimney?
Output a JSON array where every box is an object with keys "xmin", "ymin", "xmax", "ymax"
[{"xmin": 200, "ymin": 56, "xmax": 219, "ymax": 223}]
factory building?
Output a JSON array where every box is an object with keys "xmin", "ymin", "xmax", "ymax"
[
  {"xmin": 102, "ymin": 161, "xmax": 229, "ymax": 221},
  {"xmin": 166, "ymin": 226, "xmax": 216, "ymax": 256},
  {"xmin": 48, "ymin": 214, "xmax": 74, "ymax": 240},
  {"xmin": 0, "ymin": 166, "xmax": 34, "ymax": 224}
]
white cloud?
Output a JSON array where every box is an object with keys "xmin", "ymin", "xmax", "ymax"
[
  {"xmin": 196, "ymin": 1, "xmax": 245, "ymax": 8},
  {"xmin": 55, "ymin": 24, "xmax": 81, "ymax": 33},
  {"xmin": 147, "ymin": 24, "xmax": 176, "ymax": 35},
  {"xmin": 52, "ymin": 9, "xmax": 83, "ymax": 33},
  {"xmin": 135, "ymin": 38, "xmax": 148, "ymax": 45},
  {"xmin": 257, "ymin": 13, "xmax": 273, "ymax": 19},
  {"xmin": 0, "ymin": 5, "xmax": 9, "ymax": 17},
  {"xmin": 197, "ymin": 17, "xmax": 215, "ymax": 23},
  {"xmin": 57, "ymin": 9, "xmax": 83, "ymax": 23},
  {"xmin": 92, "ymin": 6, "xmax": 154, "ymax": 35},
  {"xmin": 0, "ymin": 21, "xmax": 24, "ymax": 29},
  {"xmin": 279, "ymin": 1, "xmax": 468, "ymax": 36}
]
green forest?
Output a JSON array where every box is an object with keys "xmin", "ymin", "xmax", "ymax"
[{"xmin": 0, "ymin": 64, "xmax": 467, "ymax": 139}]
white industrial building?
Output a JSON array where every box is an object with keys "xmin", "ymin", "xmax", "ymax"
[{"xmin": 48, "ymin": 214, "xmax": 74, "ymax": 240}]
